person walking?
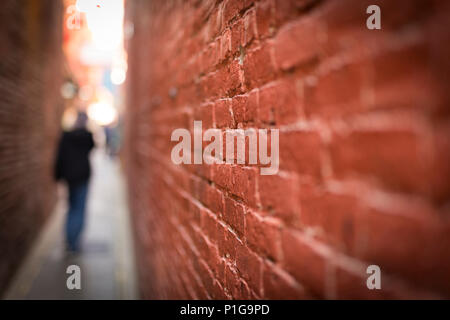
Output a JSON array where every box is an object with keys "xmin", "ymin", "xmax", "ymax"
[{"xmin": 55, "ymin": 112, "xmax": 94, "ymax": 252}]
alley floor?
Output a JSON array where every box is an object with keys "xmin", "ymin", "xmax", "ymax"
[{"xmin": 3, "ymin": 150, "xmax": 138, "ymax": 300}]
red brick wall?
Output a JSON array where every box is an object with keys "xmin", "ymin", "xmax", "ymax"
[
  {"xmin": 124, "ymin": 0, "xmax": 450, "ymax": 299},
  {"xmin": 0, "ymin": 0, "xmax": 63, "ymax": 295}
]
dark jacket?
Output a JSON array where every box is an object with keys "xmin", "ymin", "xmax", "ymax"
[{"xmin": 55, "ymin": 128, "xmax": 94, "ymax": 186}]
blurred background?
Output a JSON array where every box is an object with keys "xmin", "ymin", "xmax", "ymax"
[
  {"xmin": 0, "ymin": 0, "xmax": 136, "ymax": 299},
  {"xmin": 0, "ymin": 0, "xmax": 449, "ymax": 300}
]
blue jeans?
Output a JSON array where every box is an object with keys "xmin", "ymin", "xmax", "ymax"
[{"xmin": 66, "ymin": 182, "xmax": 89, "ymax": 251}]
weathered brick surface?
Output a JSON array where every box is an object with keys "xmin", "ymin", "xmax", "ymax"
[
  {"xmin": 0, "ymin": 0, "xmax": 64, "ymax": 295},
  {"xmin": 124, "ymin": 0, "xmax": 450, "ymax": 299}
]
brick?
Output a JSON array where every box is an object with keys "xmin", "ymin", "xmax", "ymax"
[
  {"xmin": 230, "ymin": 19, "xmax": 244, "ymax": 54},
  {"xmin": 225, "ymin": 265, "xmax": 252, "ymax": 299},
  {"xmin": 281, "ymin": 230, "xmax": 329, "ymax": 297},
  {"xmin": 231, "ymin": 90, "xmax": 258, "ymax": 126},
  {"xmin": 223, "ymin": 227, "xmax": 242, "ymax": 261},
  {"xmin": 243, "ymin": 42, "xmax": 276, "ymax": 89},
  {"xmin": 258, "ymin": 174, "xmax": 299, "ymax": 223},
  {"xmin": 427, "ymin": 1, "xmax": 450, "ymax": 115},
  {"xmin": 246, "ymin": 211, "xmax": 282, "ymax": 260},
  {"xmin": 206, "ymin": 183, "xmax": 225, "ymax": 214},
  {"xmin": 219, "ymin": 28, "xmax": 232, "ymax": 62},
  {"xmin": 214, "ymin": 99, "xmax": 234, "ymax": 128},
  {"xmin": 274, "ymin": 0, "xmax": 319, "ymax": 27},
  {"xmin": 304, "ymin": 61, "xmax": 368, "ymax": 118},
  {"xmin": 200, "ymin": 208, "xmax": 218, "ymax": 241},
  {"xmin": 299, "ymin": 186, "xmax": 362, "ymax": 254},
  {"xmin": 230, "ymin": 9, "xmax": 256, "ymax": 52},
  {"xmin": 217, "ymin": 59, "xmax": 243, "ymax": 97},
  {"xmin": 198, "ymin": 260, "xmax": 216, "ymax": 294},
  {"xmin": 217, "ymin": 221, "xmax": 228, "ymax": 257},
  {"xmin": 255, "ymin": 0, "xmax": 274, "ymax": 38},
  {"xmin": 259, "ymin": 79, "xmax": 300, "ymax": 125},
  {"xmin": 211, "ymin": 280, "xmax": 229, "ymax": 299},
  {"xmin": 371, "ymin": 43, "xmax": 439, "ymax": 113},
  {"xmin": 279, "ymin": 130, "xmax": 323, "ymax": 178},
  {"xmin": 431, "ymin": 121, "xmax": 450, "ymax": 201},
  {"xmin": 201, "ymin": 41, "xmax": 219, "ymax": 74},
  {"xmin": 236, "ymin": 244, "xmax": 263, "ymax": 294},
  {"xmin": 273, "ymin": 17, "xmax": 323, "ymax": 71},
  {"xmin": 210, "ymin": 251, "xmax": 226, "ymax": 282},
  {"xmin": 322, "ymin": 0, "xmax": 433, "ymax": 53},
  {"xmin": 333, "ymin": 259, "xmax": 394, "ymax": 300},
  {"xmin": 263, "ymin": 262, "xmax": 312, "ymax": 299},
  {"xmin": 212, "ymin": 163, "xmax": 233, "ymax": 190},
  {"xmin": 359, "ymin": 206, "xmax": 450, "ymax": 296},
  {"xmin": 194, "ymin": 103, "xmax": 214, "ymax": 129},
  {"xmin": 206, "ymin": 6, "xmax": 222, "ymax": 40},
  {"xmin": 243, "ymin": 9, "xmax": 257, "ymax": 46},
  {"xmin": 330, "ymin": 129, "xmax": 431, "ymax": 194},
  {"xmin": 229, "ymin": 166, "xmax": 257, "ymax": 207},
  {"xmin": 222, "ymin": 0, "xmax": 246, "ymax": 26},
  {"xmin": 223, "ymin": 196, "xmax": 245, "ymax": 236},
  {"xmin": 192, "ymin": 228, "xmax": 212, "ymax": 261}
]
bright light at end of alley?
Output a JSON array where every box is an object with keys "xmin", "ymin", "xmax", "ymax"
[
  {"xmin": 87, "ymin": 101, "xmax": 118, "ymax": 126},
  {"xmin": 76, "ymin": 0, "xmax": 124, "ymax": 52},
  {"xmin": 111, "ymin": 66, "xmax": 127, "ymax": 85},
  {"xmin": 65, "ymin": 0, "xmax": 127, "ymax": 127}
]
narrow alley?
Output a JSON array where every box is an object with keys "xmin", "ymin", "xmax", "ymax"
[{"xmin": 4, "ymin": 150, "xmax": 137, "ymax": 300}]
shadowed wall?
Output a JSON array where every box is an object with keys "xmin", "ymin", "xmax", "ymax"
[{"xmin": 0, "ymin": 0, "xmax": 64, "ymax": 295}]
